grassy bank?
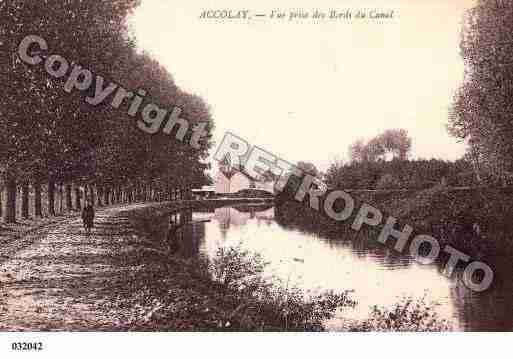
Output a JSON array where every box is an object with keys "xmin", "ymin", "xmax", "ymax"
[
  {"xmin": 277, "ymin": 184, "xmax": 513, "ymax": 260},
  {"xmin": 379, "ymin": 185, "xmax": 513, "ymax": 258}
]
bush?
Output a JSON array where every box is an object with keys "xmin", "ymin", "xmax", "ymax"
[
  {"xmin": 208, "ymin": 245, "xmax": 356, "ymax": 331},
  {"xmin": 349, "ymin": 296, "xmax": 452, "ymax": 331}
]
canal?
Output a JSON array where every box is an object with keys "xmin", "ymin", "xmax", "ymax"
[{"xmin": 168, "ymin": 203, "xmax": 513, "ymax": 331}]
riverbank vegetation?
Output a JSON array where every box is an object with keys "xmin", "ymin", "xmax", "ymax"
[
  {"xmin": 277, "ymin": 179, "xmax": 513, "ymax": 263},
  {"xmin": 348, "ymin": 297, "xmax": 452, "ymax": 332}
]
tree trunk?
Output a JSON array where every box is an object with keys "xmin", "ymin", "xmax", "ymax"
[
  {"xmin": 66, "ymin": 184, "xmax": 73, "ymax": 210},
  {"xmin": 34, "ymin": 181, "xmax": 42, "ymax": 217},
  {"xmin": 48, "ymin": 180, "xmax": 56, "ymax": 216},
  {"xmin": 21, "ymin": 182, "xmax": 29, "ymax": 219},
  {"xmin": 4, "ymin": 175, "xmax": 17, "ymax": 223},
  {"xmin": 104, "ymin": 187, "xmax": 110, "ymax": 206},
  {"xmin": 75, "ymin": 187, "xmax": 82, "ymax": 210},
  {"xmin": 89, "ymin": 186, "xmax": 95, "ymax": 205},
  {"xmin": 97, "ymin": 187, "xmax": 103, "ymax": 207},
  {"xmin": 59, "ymin": 184, "xmax": 64, "ymax": 213}
]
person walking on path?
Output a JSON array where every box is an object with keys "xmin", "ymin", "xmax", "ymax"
[{"xmin": 81, "ymin": 198, "xmax": 95, "ymax": 235}]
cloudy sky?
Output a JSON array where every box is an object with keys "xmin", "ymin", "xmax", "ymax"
[{"xmin": 132, "ymin": 0, "xmax": 476, "ymax": 171}]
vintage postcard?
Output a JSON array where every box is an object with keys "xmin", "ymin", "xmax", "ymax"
[{"xmin": 0, "ymin": 0, "xmax": 511, "ymax": 357}]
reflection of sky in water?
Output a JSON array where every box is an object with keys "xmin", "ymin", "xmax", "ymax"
[{"xmin": 195, "ymin": 206, "xmax": 462, "ymax": 330}]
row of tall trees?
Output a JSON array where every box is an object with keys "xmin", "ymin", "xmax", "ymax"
[
  {"xmin": 449, "ymin": 0, "xmax": 513, "ymax": 185},
  {"xmin": 0, "ymin": 0, "xmax": 213, "ymax": 223}
]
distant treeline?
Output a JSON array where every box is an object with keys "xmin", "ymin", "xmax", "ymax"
[{"xmin": 324, "ymin": 158, "xmax": 476, "ymax": 190}]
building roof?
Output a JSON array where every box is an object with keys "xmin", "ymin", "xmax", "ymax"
[{"xmin": 218, "ymin": 164, "xmax": 271, "ymax": 183}]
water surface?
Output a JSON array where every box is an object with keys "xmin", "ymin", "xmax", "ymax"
[{"xmin": 170, "ymin": 204, "xmax": 513, "ymax": 331}]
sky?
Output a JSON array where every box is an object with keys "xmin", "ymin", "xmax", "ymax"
[{"xmin": 131, "ymin": 0, "xmax": 476, "ymax": 171}]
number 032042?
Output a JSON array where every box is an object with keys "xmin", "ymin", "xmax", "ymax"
[{"xmin": 11, "ymin": 342, "xmax": 43, "ymax": 351}]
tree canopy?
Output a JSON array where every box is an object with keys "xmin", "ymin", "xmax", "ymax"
[
  {"xmin": 449, "ymin": 0, "xmax": 513, "ymax": 185},
  {"xmin": 0, "ymin": 0, "xmax": 214, "ymax": 221},
  {"xmin": 348, "ymin": 129, "xmax": 412, "ymax": 163}
]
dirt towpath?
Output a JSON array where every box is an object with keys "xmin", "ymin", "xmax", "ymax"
[{"xmin": 0, "ymin": 203, "xmax": 153, "ymax": 331}]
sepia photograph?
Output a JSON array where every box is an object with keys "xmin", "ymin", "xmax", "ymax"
[{"xmin": 0, "ymin": 0, "xmax": 512, "ymax": 357}]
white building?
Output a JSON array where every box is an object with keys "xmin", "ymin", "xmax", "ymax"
[{"xmin": 215, "ymin": 164, "xmax": 274, "ymax": 195}]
